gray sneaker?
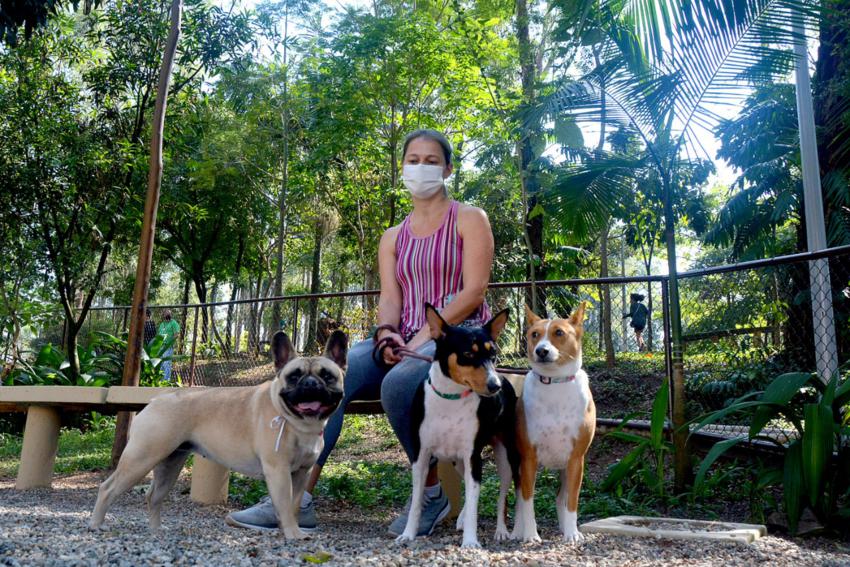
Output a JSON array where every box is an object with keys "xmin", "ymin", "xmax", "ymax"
[
  {"xmin": 387, "ymin": 487, "xmax": 450, "ymax": 537},
  {"xmin": 225, "ymin": 496, "xmax": 318, "ymax": 533}
]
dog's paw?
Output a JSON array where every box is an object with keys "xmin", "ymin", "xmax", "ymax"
[
  {"xmin": 562, "ymin": 529, "xmax": 584, "ymax": 545},
  {"xmin": 282, "ymin": 526, "xmax": 309, "ymax": 540},
  {"xmin": 88, "ymin": 522, "xmax": 106, "ymax": 532},
  {"xmin": 520, "ymin": 532, "xmax": 542, "ymax": 544},
  {"xmin": 460, "ymin": 538, "xmax": 482, "ymax": 549},
  {"xmin": 395, "ymin": 533, "xmax": 416, "ymax": 545},
  {"xmin": 493, "ymin": 527, "xmax": 510, "ymax": 541}
]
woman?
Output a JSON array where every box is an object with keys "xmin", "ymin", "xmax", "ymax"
[
  {"xmin": 227, "ymin": 130, "xmax": 495, "ymax": 536},
  {"xmin": 623, "ymin": 293, "xmax": 649, "ymax": 351}
]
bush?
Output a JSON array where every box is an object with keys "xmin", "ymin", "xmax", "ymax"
[
  {"xmin": 3, "ymin": 331, "xmax": 179, "ymax": 387},
  {"xmin": 692, "ymin": 371, "xmax": 850, "ymax": 535}
]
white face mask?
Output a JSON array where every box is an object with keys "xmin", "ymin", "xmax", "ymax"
[{"xmin": 402, "ymin": 164, "xmax": 446, "ymax": 198}]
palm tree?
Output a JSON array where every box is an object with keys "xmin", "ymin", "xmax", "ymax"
[{"xmin": 532, "ymin": 0, "xmax": 816, "ymax": 491}]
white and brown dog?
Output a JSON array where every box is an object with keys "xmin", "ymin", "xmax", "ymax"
[{"xmin": 508, "ymin": 302, "xmax": 595, "ymax": 544}]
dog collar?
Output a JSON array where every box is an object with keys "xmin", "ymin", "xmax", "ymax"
[
  {"xmin": 270, "ymin": 416, "xmax": 287, "ymax": 452},
  {"xmin": 535, "ymin": 372, "xmax": 575, "ymax": 385},
  {"xmin": 427, "ymin": 378, "xmax": 473, "ymax": 400},
  {"xmin": 270, "ymin": 416, "xmax": 323, "ymax": 452}
]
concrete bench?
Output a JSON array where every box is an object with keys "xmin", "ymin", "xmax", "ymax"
[{"xmin": 0, "ymin": 387, "xmax": 462, "ymax": 517}]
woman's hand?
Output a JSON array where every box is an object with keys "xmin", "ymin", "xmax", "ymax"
[{"xmin": 376, "ymin": 329, "xmax": 405, "ymax": 366}]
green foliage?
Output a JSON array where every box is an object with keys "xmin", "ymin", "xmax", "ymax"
[
  {"xmin": 709, "ymin": 84, "xmax": 801, "ymax": 260},
  {"xmin": 692, "ymin": 371, "xmax": 850, "ymax": 534},
  {"xmin": 0, "ymin": 412, "xmax": 115, "ymax": 477},
  {"xmin": 4, "ymin": 331, "xmax": 177, "ymax": 387},
  {"xmin": 601, "ymin": 379, "xmax": 671, "ymax": 499}
]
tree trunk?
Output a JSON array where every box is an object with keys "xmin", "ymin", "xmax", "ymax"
[
  {"xmin": 271, "ymin": 6, "xmax": 291, "ymax": 332},
  {"xmin": 234, "ymin": 286, "xmax": 244, "ymax": 354},
  {"xmin": 113, "ymin": 0, "xmax": 183, "ymax": 469},
  {"xmin": 516, "ymin": 0, "xmax": 544, "ymax": 312},
  {"xmin": 646, "ymin": 286, "xmax": 654, "ymax": 351},
  {"xmin": 364, "ymin": 264, "xmax": 377, "ymax": 332},
  {"xmin": 178, "ymin": 274, "xmax": 190, "ymax": 354},
  {"xmin": 226, "ymin": 236, "xmax": 245, "ymax": 353},
  {"xmin": 65, "ymin": 320, "xmax": 81, "ymax": 381},
  {"xmin": 209, "ymin": 284, "xmax": 228, "ymax": 357},
  {"xmin": 662, "ymin": 171, "xmax": 690, "ymax": 493},
  {"xmin": 192, "ymin": 276, "xmax": 208, "ymax": 343},
  {"xmin": 249, "ymin": 272, "xmax": 262, "ymax": 354},
  {"xmin": 620, "ymin": 234, "xmax": 628, "ymax": 350},
  {"xmin": 307, "ymin": 221, "xmax": 324, "ymax": 353}
]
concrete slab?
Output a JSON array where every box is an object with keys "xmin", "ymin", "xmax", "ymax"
[
  {"xmin": 0, "ymin": 386, "xmax": 108, "ymax": 405},
  {"xmin": 105, "ymin": 386, "xmax": 182, "ymax": 405},
  {"xmin": 580, "ymin": 515, "xmax": 767, "ymax": 545}
]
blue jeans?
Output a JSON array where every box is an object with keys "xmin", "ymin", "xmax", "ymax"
[
  {"xmin": 161, "ymin": 347, "xmax": 174, "ymax": 382},
  {"xmin": 318, "ymin": 339, "xmax": 436, "ymax": 465}
]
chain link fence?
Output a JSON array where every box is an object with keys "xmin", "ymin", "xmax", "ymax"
[
  {"xmin": 39, "ymin": 245, "xmax": 850, "ymax": 437},
  {"xmin": 679, "ymin": 247, "xmax": 850, "ymax": 441},
  {"xmin": 80, "ymin": 278, "xmax": 667, "ymax": 407}
]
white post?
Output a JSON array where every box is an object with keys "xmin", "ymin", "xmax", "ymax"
[{"xmin": 792, "ymin": 10, "xmax": 838, "ymax": 381}]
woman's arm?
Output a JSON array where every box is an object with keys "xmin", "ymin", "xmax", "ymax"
[
  {"xmin": 406, "ymin": 205, "xmax": 494, "ymax": 350},
  {"xmin": 376, "ymin": 226, "xmax": 405, "ymax": 364}
]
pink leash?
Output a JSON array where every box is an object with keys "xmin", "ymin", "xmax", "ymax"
[{"xmin": 371, "ymin": 324, "xmax": 526, "ymax": 375}]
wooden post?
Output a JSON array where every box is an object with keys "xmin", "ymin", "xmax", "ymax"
[{"xmin": 111, "ymin": 0, "xmax": 183, "ymax": 468}]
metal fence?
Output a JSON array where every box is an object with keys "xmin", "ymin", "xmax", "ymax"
[
  {"xmin": 79, "ymin": 245, "xmax": 850, "ymax": 429},
  {"xmin": 84, "ymin": 278, "xmax": 668, "ymax": 392},
  {"xmin": 679, "ymin": 246, "xmax": 850, "ymax": 439}
]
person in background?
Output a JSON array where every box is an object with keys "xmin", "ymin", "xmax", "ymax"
[
  {"xmin": 156, "ymin": 310, "xmax": 180, "ymax": 382},
  {"xmin": 624, "ymin": 293, "xmax": 649, "ymax": 351},
  {"xmin": 143, "ymin": 308, "xmax": 157, "ymax": 347}
]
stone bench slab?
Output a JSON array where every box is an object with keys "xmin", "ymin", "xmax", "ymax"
[
  {"xmin": 0, "ymin": 386, "xmax": 108, "ymax": 406},
  {"xmin": 105, "ymin": 386, "xmax": 181, "ymax": 406}
]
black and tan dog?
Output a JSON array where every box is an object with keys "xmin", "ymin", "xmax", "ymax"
[
  {"xmin": 397, "ymin": 305, "xmax": 520, "ymax": 548},
  {"xmin": 90, "ymin": 331, "xmax": 347, "ymax": 540}
]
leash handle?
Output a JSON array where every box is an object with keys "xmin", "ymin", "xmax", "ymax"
[
  {"xmin": 371, "ymin": 324, "xmax": 437, "ymax": 366},
  {"xmin": 372, "ymin": 324, "xmax": 402, "ymax": 368}
]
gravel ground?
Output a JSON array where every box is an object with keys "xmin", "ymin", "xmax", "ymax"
[{"xmin": 1, "ymin": 473, "xmax": 849, "ymax": 567}]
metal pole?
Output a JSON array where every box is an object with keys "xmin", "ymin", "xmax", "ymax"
[
  {"xmin": 189, "ymin": 305, "xmax": 200, "ymax": 387},
  {"xmin": 792, "ymin": 10, "xmax": 838, "ymax": 381}
]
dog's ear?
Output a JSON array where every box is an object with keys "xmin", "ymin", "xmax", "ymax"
[
  {"xmin": 323, "ymin": 330, "xmax": 349, "ymax": 370},
  {"xmin": 485, "ymin": 309, "xmax": 509, "ymax": 341},
  {"xmin": 272, "ymin": 331, "xmax": 296, "ymax": 370},
  {"xmin": 525, "ymin": 304, "xmax": 541, "ymax": 326},
  {"xmin": 425, "ymin": 303, "xmax": 448, "ymax": 340},
  {"xmin": 569, "ymin": 301, "xmax": 587, "ymax": 327}
]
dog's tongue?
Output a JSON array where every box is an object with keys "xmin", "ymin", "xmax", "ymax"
[{"xmin": 297, "ymin": 401, "xmax": 323, "ymax": 413}]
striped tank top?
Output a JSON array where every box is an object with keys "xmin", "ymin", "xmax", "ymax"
[{"xmin": 395, "ymin": 200, "xmax": 491, "ymax": 341}]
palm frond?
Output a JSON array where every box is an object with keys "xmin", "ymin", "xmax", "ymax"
[{"xmin": 543, "ymin": 153, "xmax": 646, "ymax": 241}]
